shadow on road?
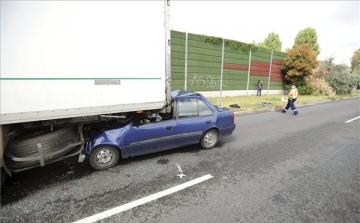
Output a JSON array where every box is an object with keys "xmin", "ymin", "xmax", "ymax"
[{"xmin": 1, "ymin": 140, "xmax": 228, "ymax": 205}]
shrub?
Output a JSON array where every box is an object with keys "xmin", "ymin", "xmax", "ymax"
[
  {"xmin": 297, "ymin": 84, "xmax": 313, "ymax": 95},
  {"xmin": 326, "ymin": 71, "xmax": 360, "ymax": 94},
  {"xmin": 312, "ymin": 57, "xmax": 360, "ymax": 95},
  {"xmin": 311, "ymin": 90, "xmax": 321, "ymax": 96},
  {"xmin": 306, "ymin": 76, "xmax": 336, "ymax": 96}
]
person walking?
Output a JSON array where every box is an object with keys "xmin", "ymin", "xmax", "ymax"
[
  {"xmin": 282, "ymin": 83, "xmax": 299, "ymax": 115},
  {"xmin": 257, "ymin": 80, "xmax": 263, "ymax": 96}
]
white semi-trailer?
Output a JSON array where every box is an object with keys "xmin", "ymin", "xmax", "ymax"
[{"xmin": 0, "ymin": 0, "xmax": 171, "ymax": 183}]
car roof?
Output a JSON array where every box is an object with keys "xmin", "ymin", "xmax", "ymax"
[{"xmin": 171, "ymin": 90, "xmax": 200, "ymax": 99}]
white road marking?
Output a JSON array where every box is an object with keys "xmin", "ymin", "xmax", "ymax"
[
  {"xmin": 345, "ymin": 116, "xmax": 360, "ymax": 123},
  {"xmin": 72, "ymin": 174, "xmax": 213, "ymax": 223}
]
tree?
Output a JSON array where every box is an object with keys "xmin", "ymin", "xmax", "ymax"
[
  {"xmin": 259, "ymin": 32, "xmax": 282, "ymax": 51},
  {"xmin": 350, "ymin": 48, "xmax": 360, "ymax": 74},
  {"xmin": 294, "ymin": 27, "xmax": 320, "ymax": 56},
  {"xmin": 281, "ymin": 44, "xmax": 319, "ymax": 92}
]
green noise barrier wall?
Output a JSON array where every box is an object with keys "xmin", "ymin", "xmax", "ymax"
[{"xmin": 171, "ymin": 30, "xmax": 287, "ymax": 92}]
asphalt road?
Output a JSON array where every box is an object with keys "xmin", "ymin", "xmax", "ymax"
[{"xmin": 1, "ymin": 98, "xmax": 359, "ymax": 223}]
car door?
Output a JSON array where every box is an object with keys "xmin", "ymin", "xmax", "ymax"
[
  {"xmin": 125, "ymin": 115, "xmax": 177, "ymax": 157},
  {"xmin": 175, "ymin": 97, "xmax": 216, "ymax": 147}
]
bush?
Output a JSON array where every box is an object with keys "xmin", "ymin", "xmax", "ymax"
[
  {"xmin": 312, "ymin": 57, "xmax": 360, "ymax": 95},
  {"xmin": 326, "ymin": 72, "xmax": 360, "ymax": 94},
  {"xmin": 306, "ymin": 76, "xmax": 336, "ymax": 96},
  {"xmin": 297, "ymin": 84, "xmax": 313, "ymax": 95},
  {"xmin": 311, "ymin": 90, "xmax": 321, "ymax": 96}
]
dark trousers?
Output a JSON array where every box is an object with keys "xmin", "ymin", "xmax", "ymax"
[
  {"xmin": 285, "ymin": 98, "xmax": 297, "ymax": 111},
  {"xmin": 257, "ymin": 89, "xmax": 262, "ymax": 96}
]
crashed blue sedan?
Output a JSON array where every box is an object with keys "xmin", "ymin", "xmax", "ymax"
[{"xmin": 86, "ymin": 90, "xmax": 236, "ymax": 170}]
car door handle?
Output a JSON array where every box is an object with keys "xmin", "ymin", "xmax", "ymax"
[
  {"xmin": 166, "ymin": 126, "xmax": 172, "ymax": 130},
  {"xmin": 206, "ymin": 120, "xmax": 211, "ymax": 124}
]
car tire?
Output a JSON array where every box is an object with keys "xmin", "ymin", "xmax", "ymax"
[
  {"xmin": 88, "ymin": 145, "xmax": 120, "ymax": 171},
  {"xmin": 5, "ymin": 126, "xmax": 79, "ymax": 169},
  {"xmin": 200, "ymin": 129, "xmax": 219, "ymax": 150}
]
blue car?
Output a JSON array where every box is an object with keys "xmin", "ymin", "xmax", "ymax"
[{"xmin": 86, "ymin": 90, "xmax": 236, "ymax": 170}]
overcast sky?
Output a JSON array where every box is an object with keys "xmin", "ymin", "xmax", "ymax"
[{"xmin": 171, "ymin": 1, "xmax": 359, "ymax": 66}]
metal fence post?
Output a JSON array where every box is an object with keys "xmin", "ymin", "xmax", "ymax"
[
  {"xmin": 184, "ymin": 32, "xmax": 188, "ymax": 90},
  {"xmin": 184, "ymin": 32, "xmax": 188, "ymax": 91},
  {"xmin": 267, "ymin": 49, "xmax": 273, "ymax": 95},
  {"xmin": 246, "ymin": 49, "xmax": 252, "ymax": 96},
  {"xmin": 220, "ymin": 38, "xmax": 225, "ymax": 98}
]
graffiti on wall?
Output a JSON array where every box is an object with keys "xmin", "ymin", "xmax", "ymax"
[{"xmin": 190, "ymin": 73, "xmax": 227, "ymax": 88}]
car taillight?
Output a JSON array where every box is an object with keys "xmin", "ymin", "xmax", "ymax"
[{"xmin": 232, "ymin": 112, "xmax": 234, "ymax": 122}]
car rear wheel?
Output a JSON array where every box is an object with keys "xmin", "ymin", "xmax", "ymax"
[
  {"xmin": 200, "ymin": 129, "xmax": 218, "ymax": 150},
  {"xmin": 88, "ymin": 145, "xmax": 120, "ymax": 171}
]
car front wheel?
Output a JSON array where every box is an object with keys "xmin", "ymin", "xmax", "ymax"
[
  {"xmin": 88, "ymin": 145, "xmax": 120, "ymax": 171},
  {"xmin": 200, "ymin": 129, "xmax": 219, "ymax": 150}
]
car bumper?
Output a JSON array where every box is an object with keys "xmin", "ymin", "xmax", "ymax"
[{"xmin": 219, "ymin": 124, "xmax": 236, "ymax": 138}]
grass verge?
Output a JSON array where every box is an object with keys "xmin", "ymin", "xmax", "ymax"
[{"xmin": 206, "ymin": 90, "xmax": 360, "ymax": 112}]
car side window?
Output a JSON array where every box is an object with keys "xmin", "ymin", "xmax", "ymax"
[
  {"xmin": 178, "ymin": 98, "xmax": 213, "ymax": 119},
  {"xmin": 198, "ymin": 99, "xmax": 213, "ymax": 116},
  {"xmin": 178, "ymin": 98, "xmax": 198, "ymax": 118}
]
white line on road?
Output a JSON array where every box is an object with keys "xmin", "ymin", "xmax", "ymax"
[
  {"xmin": 72, "ymin": 174, "xmax": 214, "ymax": 223},
  {"xmin": 345, "ymin": 116, "xmax": 360, "ymax": 123}
]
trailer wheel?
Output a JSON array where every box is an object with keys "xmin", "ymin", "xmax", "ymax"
[
  {"xmin": 88, "ymin": 145, "xmax": 120, "ymax": 171},
  {"xmin": 1, "ymin": 168, "xmax": 6, "ymax": 187},
  {"xmin": 4, "ymin": 126, "xmax": 79, "ymax": 169}
]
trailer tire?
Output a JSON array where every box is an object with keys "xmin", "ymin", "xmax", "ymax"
[
  {"xmin": 4, "ymin": 126, "xmax": 79, "ymax": 169},
  {"xmin": 1, "ymin": 168, "xmax": 6, "ymax": 187}
]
